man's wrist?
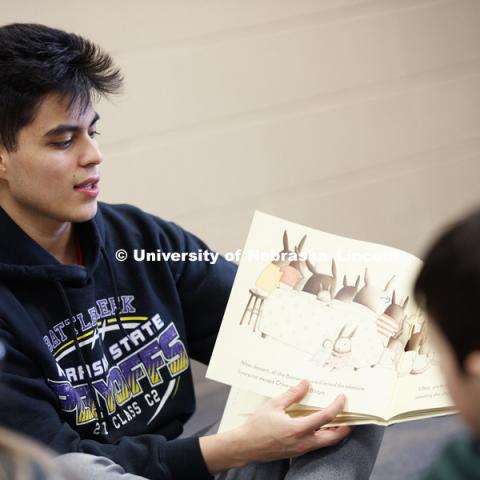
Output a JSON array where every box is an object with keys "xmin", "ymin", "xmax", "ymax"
[{"xmin": 199, "ymin": 427, "xmax": 250, "ymax": 474}]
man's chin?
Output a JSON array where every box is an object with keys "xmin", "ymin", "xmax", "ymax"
[{"xmin": 70, "ymin": 202, "xmax": 98, "ymax": 223}]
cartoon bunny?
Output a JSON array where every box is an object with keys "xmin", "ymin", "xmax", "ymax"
[
  {"xmin": 403, "ymin": 320, "xmax": 432, "ymax": 374},
  {"xmin": 293, "ymin": 256, "xmax": 311, "ymax": 291},
  {"xmin": 398, "ymin": 308, "xmax": 420, "ymax": 346},
  {"xmin": 303, "ymin": 258, "xmax": 337, "ymax": 300},
  {"xmin": 352, "ymin": 269, "xmax": 395, "ymax": 314},
  {"xmin": 379, "ymin": 291, "xmax": 409, "ymax": 341},
  {"xmin": 322, "ymin": 324, "xmax": 357, "ymax": 371},
  {"xmin": 280, "ymin": 234, "xmax": 307, "ymax": 289},
  {"xmin": 254, "ymin": 230, "xmax": 292, "ymax": 294},
  {"xmin": 405, "ymin": 319, "xmax": 427, "ymax": 354},
  {"xmin": 274, "ymin": 230, "xmax": 293, "ymax": 268},
  {"xmin": 373, "ymin": 291, "xmax": 410, "ymax": 367},
  {"xmin": 334, "ymin": 274, "xmax": 361, "ymax": 303}
]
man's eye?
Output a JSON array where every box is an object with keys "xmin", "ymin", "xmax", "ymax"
[
  {"xmin": 89, "ymin": 130, "xmax": 101, "ymax": 139},
  {"xmin": 51, "ymin": 139, "xmax": 73, "ymax": 149}
]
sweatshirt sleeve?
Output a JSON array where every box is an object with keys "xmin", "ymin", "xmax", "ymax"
[
  {"xmin": 0, "ymin": 324, "xmax": 212, "ymax": 480},
  {"xmin": 158, "ymin": 221, "xmax": 238, "ymax": 365}
]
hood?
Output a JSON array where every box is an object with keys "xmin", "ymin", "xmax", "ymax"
[
  {"xmin": 0, "ymin": 204, "xmax": 132, "ymax": 437},
  {"xmin": 0, "ymin": 205, "xmax": 107, "ymax": 286}
]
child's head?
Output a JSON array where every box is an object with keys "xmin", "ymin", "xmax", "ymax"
[{"xmin": 415, "ymin": 209, "xmax": 480, "ymax": 435}]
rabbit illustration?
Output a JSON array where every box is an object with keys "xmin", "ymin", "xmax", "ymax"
[
  {"xmin": 292, "ymin": 236, "xmax": 310, "ymax": 291},
  {"xmin": 303, "ymin": 258, "xmax": 337, "ymax": 298},
  {"xmin": 293, "ymin": 259, "xmax": 311, "ymax": 291},
  {"xmin": 322, "ymin": 324, "xmax": 357, "ymax": 371},
  {"xmin": 378, "ymin": 291, "xmax": 409, "ymax": 344},
  {"xmin": 384, "ymin": 291, "xmax": 409, "ymax": 324},
  {"xmin": 280, "ymin": 235, "xmax": 307, "ymax": 288},
  {"xmin": 254, "ymin": 230, "xmax": 292, "ymax": 294},
  {"xmin": 352, "ymin": 269, "xmax": 395, "ymax": 314},
  {"xmin": 334, "ymin": 274, "xmax": 361, "ymax": 303},
  {"xmin": 273, "ymin": 230, "xmax": 293, "ymax": 268},
  {"xmin": 403, "ymin": 320, "xmax": 432, "ymax": 374},
  {"xmin": 390, "ymin": 308, "xmax": 419, "ymax": 354},
  {"xmin": 405, "ymin": 319, "xmax": 427, "ymax": 353},
  {"xmin": 373, "ymin": 291, "xmax": 410, "ymax": 367},
  {"xmin": 401, "ymin": 308, "xmax": 420, "ymax": 341},
  {"xmin": 288, "ymin": 235, "xmax": 307, "ymax": 272},
  {"xmin": 385, "ymin": 295, "xmax": 410, "ymax": 351},
  {"xmin": 317, "ymin": 282, "xmax": 335, "ymax": 302}
]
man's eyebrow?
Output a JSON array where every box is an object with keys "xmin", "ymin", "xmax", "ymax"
[{"xmin": 43, "ymin": 113, "xmax": 101, "ymax": 137}]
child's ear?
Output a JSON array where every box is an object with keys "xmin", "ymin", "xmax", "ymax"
[{"xmin": 464, "ymin": 351, "xmax": 480, "ymax": 378}]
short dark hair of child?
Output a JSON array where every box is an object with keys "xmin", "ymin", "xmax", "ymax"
[
  {"xmin": 414, "ymin": 209, "xmax": 480, "ymax": 370},
  {"xmin": 0, "ymin": 23, "xmax": 123, "ymax": 151}
]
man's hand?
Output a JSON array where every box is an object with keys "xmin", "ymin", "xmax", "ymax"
[{"xmin": 199, "ymin": 380, "xmax": 351, "ymax": 474}]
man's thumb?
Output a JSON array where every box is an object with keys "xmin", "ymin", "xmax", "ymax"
[{"xmin": 274, "ymin": 380, "xmax": 310, "ymax": 410}]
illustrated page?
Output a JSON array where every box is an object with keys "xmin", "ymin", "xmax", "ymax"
[
  {"xmin": 207, "ymin": 212, "xmax": 435, "ymax": 417},
  {"xmin": 388, "ymin": 341, "xmax": 454, "ymax": 420}
]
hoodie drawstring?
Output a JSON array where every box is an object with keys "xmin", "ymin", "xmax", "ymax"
[
  {"xmin": 53, "ymin": 248, "xmax": 144, "ymax": 435},
  {"xmin": 101, "ymin": 247, "xmax": 133, "ymax": 343},
  {"xmin": 100, "ymin": 247, "xmax": 144, "ymax": 396},
  {"xmin": 54, "ymin": 281, "xmax": 107, "ymax": 434}
]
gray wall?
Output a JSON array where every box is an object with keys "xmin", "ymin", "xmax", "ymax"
[{"xmin": 3, "ymin": 0, "xmax": 479, "ymax": 259}]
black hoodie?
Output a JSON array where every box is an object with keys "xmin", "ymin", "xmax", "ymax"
[{"xmin": 0, "ymin": 202, "xmax": 237, "ymax": 479}]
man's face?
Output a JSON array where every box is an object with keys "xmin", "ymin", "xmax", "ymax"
[{"xmin": 0, "ymin": 93, "xmax": 103, "ymax": 228}]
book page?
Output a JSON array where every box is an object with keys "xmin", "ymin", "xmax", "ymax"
[
  {"xmin": 218, "ymin": 387, "xmax": 268, "ymax": 433},
  {"xmin": 389, "ymin": 408, "xmax": 457, "ymax": 424},
  {"xmin": 208, "ymin": 211, "xmax": 424, "ymax": 418},
  {"xmin": 388, "ymin": 338, "xmax": 454, "ymax": 419},
  {"xmin": 218, "ymin": 386, "xmax": 436, "ymax": 432}
]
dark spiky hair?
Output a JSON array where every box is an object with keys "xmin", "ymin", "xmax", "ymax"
[
  {"xmin": 414, "ymin": 209, "xmax": 480, "ymax": 369},
  {"xmin": 0, "ymin": 23, "xmax": 123, "ymax": 151}
]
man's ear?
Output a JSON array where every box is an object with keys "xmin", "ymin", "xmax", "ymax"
[
  {"xmin": 464, "ymin": 351, "xmax": 480, "ymax": 378},
  {"xmin": 0, "ymin": 146, "xmax": 9, "ymax": 179}
]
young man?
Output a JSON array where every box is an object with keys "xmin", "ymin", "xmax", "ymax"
[
  {"xmin": 0, "ymin": 23, "xmax": 384, "ymax": 479},
  {"xmin": 414, "ymin": 210, "xmax": 480, "ymax": 479}
]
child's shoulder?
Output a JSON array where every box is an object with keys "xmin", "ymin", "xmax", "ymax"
[{"xmin": 421, "ymin": 435, "xmax": 480, "ymax": 480}]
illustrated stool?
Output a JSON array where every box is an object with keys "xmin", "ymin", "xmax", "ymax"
[{"xmin": 240, "ymin": 288, "xmax": 267, "ymax": 332}]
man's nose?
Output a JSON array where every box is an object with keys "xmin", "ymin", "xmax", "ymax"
[{"xmin": 79, "ymin": 134, "xmax": 103, "ymax": 166}]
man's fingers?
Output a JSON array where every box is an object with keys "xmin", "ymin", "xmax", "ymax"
[
  {"xmin": 312, "ymin": 425, "xmax": 351, "ymax": 448},
  {"xmin": 272, "ymin": 380, "xmax": 310, "ymax": 409},
  {"xmin": 295, "ymin": 394, "xmax": 346, "ymax": 431}
]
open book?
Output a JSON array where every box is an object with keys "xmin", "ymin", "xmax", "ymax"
[{"xmin": 206, "ymin": 212, "xmax": 456, "ymax": 431}]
